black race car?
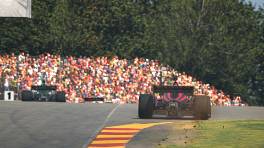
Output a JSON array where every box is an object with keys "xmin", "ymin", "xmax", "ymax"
[
  {"xmin": 138, "ymin": 86, "xmax": 211, "ymax": 120},
  {"xmin": 21, "ymin": 85, "xmax": 66, "ymax": 102}
]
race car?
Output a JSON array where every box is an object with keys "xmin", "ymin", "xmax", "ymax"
[
  {"xmin": 21, "ymin": 85, "xmax": 66, "ymax": 102},
  {"xmin": 138, "ymin": 67, "xmax": 211, "ymax": 120},
  {"xmin": 138, "ymin": 85, "xmax": 211, "ymax": 119}
]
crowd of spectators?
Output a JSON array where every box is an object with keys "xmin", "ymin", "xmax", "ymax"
[{"xmin": 0, "ymin": 53, "xmax": 244, "ymax": 106}]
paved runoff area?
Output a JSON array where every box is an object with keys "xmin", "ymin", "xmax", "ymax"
[{"xmin": 0, "ymin": 101, "xmax": 264, "ymax": 148}]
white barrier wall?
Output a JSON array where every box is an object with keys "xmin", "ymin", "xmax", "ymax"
[{"xmin": 0, "ymin": 0, "xmax": 31, "ymax": 18}]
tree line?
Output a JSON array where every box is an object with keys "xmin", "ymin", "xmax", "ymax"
[{"xmin": 0, "ymin": 0, "xmax": 263, "ymax": 105}]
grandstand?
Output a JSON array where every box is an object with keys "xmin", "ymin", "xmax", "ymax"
[{"xmin": 0, "ymin": 53, "xmax": 243, "ymax": 106}]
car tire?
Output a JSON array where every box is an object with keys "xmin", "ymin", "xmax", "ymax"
[
  {"xmin": 193, "ymin": 95, "xmax": 211, "ymax": 120},
  {"xmin": 21, "ymin": 90, "xmax": 33, "ymax": 101},
  {"xmin": 138, "ymin": 94, "xmax": 154, "ymax": 119},
  {"xmin": 56, "ymin": 91, "xmax": 66, "ymax": 102}
]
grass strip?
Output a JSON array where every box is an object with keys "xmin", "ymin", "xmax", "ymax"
[{"xmin": 161, "ymin": 120, "xmax": 264, "ymax": 148}]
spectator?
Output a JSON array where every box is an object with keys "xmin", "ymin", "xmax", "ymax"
[{"xmin": 0, "ymin": 53, "xmax": 242, "ymax": 105}]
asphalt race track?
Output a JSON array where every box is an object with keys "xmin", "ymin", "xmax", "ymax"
[
  {"xmin": 0, "ymin": 101, "xmax": 264, "ymax": 148},
  {"xmin": 0, "ymin": 102, "xmax": 162, "ymax": 148}
]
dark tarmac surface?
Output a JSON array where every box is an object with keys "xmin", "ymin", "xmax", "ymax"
[
  {"xmin": 0, "ymin": 101, "xmax": 264, "ymax": 148},
  {"xmin": 0, "ymin": 102, "xmax": 115, "ymax": 148},
  {"xmin": 0, "ymin": 102, "xmax": 162, "ymax": 148}
]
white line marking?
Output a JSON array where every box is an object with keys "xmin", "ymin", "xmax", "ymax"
[{"xmin": 82, "ymin": 104, "xmax": 120, "ymax": 148}]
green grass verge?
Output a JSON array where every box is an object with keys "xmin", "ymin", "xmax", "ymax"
[{"xmin": 165, "ymin": 120, "xmax": 264, "ymax": 148}]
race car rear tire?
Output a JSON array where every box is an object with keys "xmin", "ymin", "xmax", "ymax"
[
  {"xmin": 21, "ymin": 90, "xmax": 33, "ymax": 101},
  {"xmin": 193, "ymin": 95, "xmax": 211, "ymax": 120},
  {"xmin": 48, "ymin": 94, "xmax": 56, "ymax": 102},
  {"xmin": 56, "ymin": 91, "xmax": 66, "ymax": 102},
  {"xmin": 138, "ymin": 94, "xmax": 154, "ymax": 119}
]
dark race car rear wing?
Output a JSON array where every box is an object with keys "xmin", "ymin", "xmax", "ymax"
[
  {"xmin": 31, "ymin": 85, "xmax": 57, "ymax": 91},
  {"xmin": 84, "ymin": 97, "xmax": 104, "ymax": 102},
  {"xmin": 153, "ymin": 86, "xmax": 194, "ymax": 96}
]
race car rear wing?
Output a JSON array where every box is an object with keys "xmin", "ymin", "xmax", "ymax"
[
  {"xmin": 31, "ymin": 85, "xmax": 57, "ymax": 90},
  {"xmin": 153, "ymin": 86, "xmax": 194, "ymax": 96},
  {"xmin": 84, "ymin": 97, "xmax": 104, "ymax": 102}
]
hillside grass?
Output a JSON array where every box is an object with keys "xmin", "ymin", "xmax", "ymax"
[{"xmin": 161, "ymin": 120, "xmax": 264, "ymax": 148}]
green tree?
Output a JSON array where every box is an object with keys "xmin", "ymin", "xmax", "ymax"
[{"xmin": 148, "ymin": 0, "xmax": 263, "ymax": 104}]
